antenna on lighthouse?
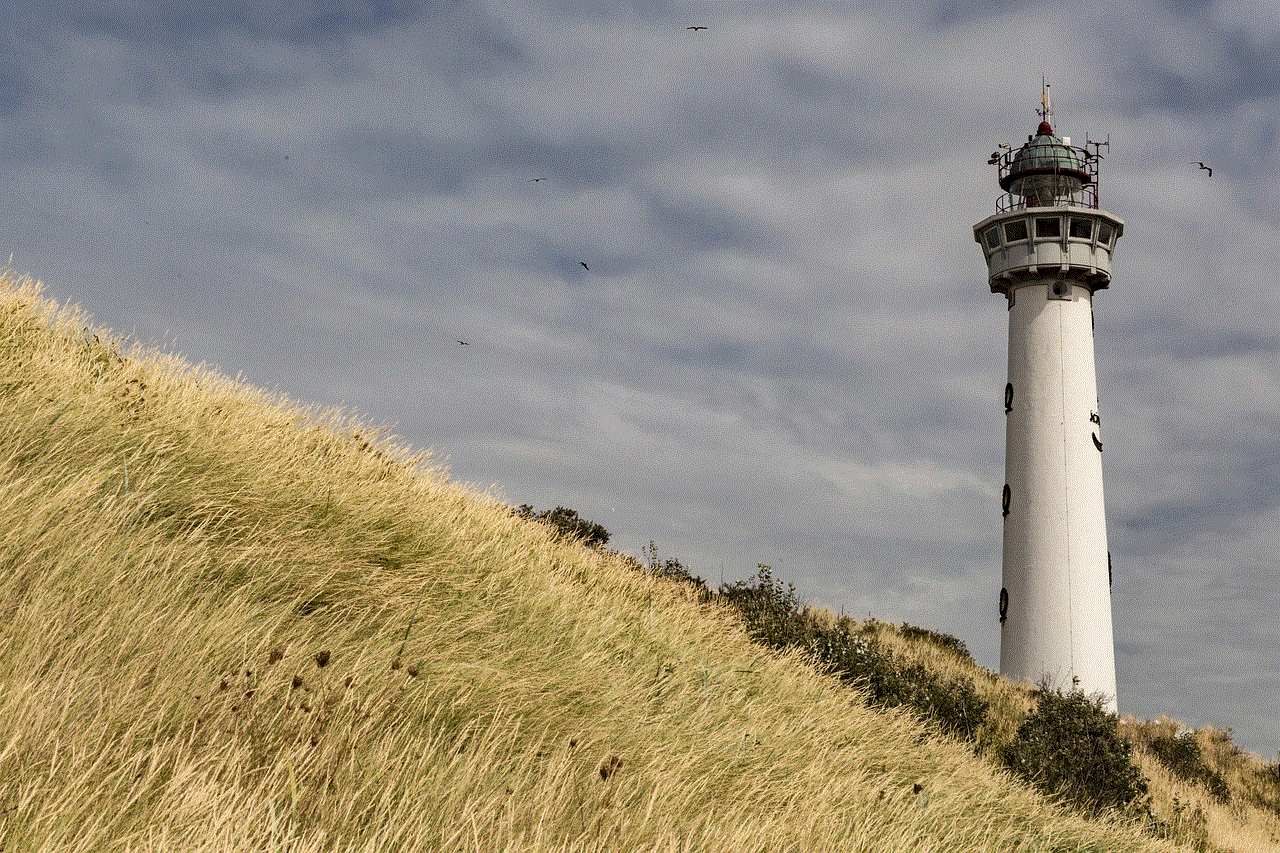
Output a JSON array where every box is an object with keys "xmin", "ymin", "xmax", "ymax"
[{"xmin": 1038, "ymin": 77, "xmax": 1052, "ymax": 123}]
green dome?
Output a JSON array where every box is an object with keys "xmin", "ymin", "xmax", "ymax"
[{"xmin": 999, "ymin": 121, "xmax": 1089, "ymax": 193}]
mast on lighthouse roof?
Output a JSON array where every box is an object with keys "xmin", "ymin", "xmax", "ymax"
[
  {"xmin": 993, "ymin": 83, "xmax": 1100, "ymax": 211},
  {"xmin": 972, "ymin": 87, "xmax": 1124, "ymax": 712}
]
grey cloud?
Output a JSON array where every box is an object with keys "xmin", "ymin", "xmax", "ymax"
[
  {"xmin": 332, "ymin": 124, "xmax": 652, "ymax": 198},
  {"xmin": 1117, "ymin": 9, "xmax": 1280, "ymax": 116},
  {"xmin": 1163, "ymin": 329, "xmax": 1280, "ymax": 361},
  {"xmin": 1112, "ymin": 313, "xmax": 1280, "ymax": 362},
  {"xmin": 488, "ymin": 131, "xmax": 649, "ymax": 191},
  {"xmin": 643, "ymin": 193, "xmax": 785, "ymax": 255},
  {"xmin": 1117, "ymin": 413, "xmax": 1280, "ymax": 553},
  {"xmin": 923, "ymin": 0, "xmax": 1037, "ymax": 29},
  {"xmin": 336, "ymin": 127, "xmax": 481, "ymax": 197},
  {"xmin": 65, "ymin": 0, "xmax": 426, "ymax": 46},
  {"xmin": 0, "ymin": 57, "xmax": 30, "ymax": 117},
  {"xmin": 1117, "ymin": 498, "xmax": 1229, "ymax": 553},
  {"xmin": 662, "ymin": 66, "xmax": 877, "ymax": 169}
]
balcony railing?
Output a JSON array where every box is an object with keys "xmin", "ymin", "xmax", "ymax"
[
  {"xmin": 995, "ymin": 184, "xmax": 1100, "ymax": 212},
  {"xmin": 992, "ymin": 140, "xmax": 1103, "ymax": 211}
]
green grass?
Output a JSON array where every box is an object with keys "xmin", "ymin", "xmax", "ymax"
[{"xmin": 0, "ymin": 272, "xmax": 1265, "ymax": 851}]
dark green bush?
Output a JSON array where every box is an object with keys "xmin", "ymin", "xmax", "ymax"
[
  {"xmin": 1246, "ymin": 760, "xmax": 1280, "ymax": 816},
  {"xmin": 717, "ymin": 564, "xmax": 811, "ymax": 650},
  {"xmin": 1147, "ymin": 733, "xmax": 1231, "ymax": 803},
  {"xmin": 514, "ymin": 504, "xmax": 610, "ymax": 548},
  {"xmin": 641, "ymin": 541, "xmax": 709, "ymax": 596},
  {"xmin": 1002, "ymin": 685, "xmax": 1147, "ymax": 816},
  {"xmin": 716, "ymin": 567, "xmax": 987, "ymax": 742},
  {"xmin": 808, "ymin": 619, "xmax": 987, "ymax": 742},
  {"xmin": 897, "ymin": 622, "xmax": 974, "ymax": 664}
]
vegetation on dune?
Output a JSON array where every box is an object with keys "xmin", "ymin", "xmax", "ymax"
[
  {"xmin": 524, "ymin": 515, "xmax": 1280, "ymax": 850},
  {"xmin": 999, "ymin": 685, "xmax": 1147, "ymax": 817},
  {"xmin": 1, "ymin": 272, "xmax": 1277, "ymax": 851}
]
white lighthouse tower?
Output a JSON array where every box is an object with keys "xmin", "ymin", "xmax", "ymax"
[{"xmin": 973, "ymin": 88, "xmax": 1123, "ymax": 712}]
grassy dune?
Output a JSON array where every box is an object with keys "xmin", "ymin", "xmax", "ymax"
[{"xmin": 0, "ymin": 272, "xmax": 1251, "ymax": 851}]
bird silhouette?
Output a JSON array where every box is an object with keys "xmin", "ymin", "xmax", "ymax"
[
  {"xmin": 528, "ymin": 177, "xmax": 547, "ymax": 182},
  {"xmin": 1195, "ymin": 162, "xmax": 1213, "ymax": 176},
  {"xmin": 457, "ymin": 340, "xmax": 470, "ymax": 345},
  {"xmin": 687, "ymin": 25, "xmax": 707, "ymax": 30},
  {"xmin": 580, "ymin": 262, "xmax": 590, "ymax": 271}
]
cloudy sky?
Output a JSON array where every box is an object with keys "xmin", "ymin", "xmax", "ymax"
[{"xmin": 1, "ymin": 1, "xmax": 1276, "ymax": 758}]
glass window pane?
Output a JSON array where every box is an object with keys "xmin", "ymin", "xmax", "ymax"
[
  {"xmin": 984, "ymin": 226, "xmax": 1001, "ymax": 249},
  {"xmin": 1004, "ymin": 220, "xmax": 1028, "ymax": 242},
  {"xmin": 1097, "ymin": 222, "xmax": 1113, "ymax": 245},
  {"xmin": 1069, "ymin": 218, "xmax": 1093, "ymax": 239},
  {"xmin": 1035, "ymin": 217, "xmax": 1060, "ymax": 238}
]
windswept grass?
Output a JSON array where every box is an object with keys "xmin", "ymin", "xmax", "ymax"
[{"xmin": 0, "ymin": 272, "xmax": 1228, "ymax": 851}]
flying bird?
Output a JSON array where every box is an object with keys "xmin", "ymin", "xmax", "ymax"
[
  {"xmin": 580, "ymin": 262, "xmax": 589, "ymax": 271},
  {"xmin": 1194, "ymin": 162, "xmax": 1212, "ymax": 176},
  {"xmin": 528, "ymin": 177, "xmax": 547, "ymax": 182},
  {"xmin": 457, "ymin": 340, "xmax": 470, "ymax": 345},
  {"xmin": 686, "ymin": 25, "xmax": 707, "ymax": 30}
]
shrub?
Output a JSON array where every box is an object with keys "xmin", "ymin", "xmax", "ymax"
[
  {"xmin": 514, "ymin": 504, "xmax": 610, "ymax": 548},
  {"xmin": 717, "ymin": 564, "xmax": 811, "ymax": 650},
  {"xmin": 1002, "ymin": 684, "xmax": 1147, "ymax": 816},
  {"xmin": 641, "ymin": 541, "xmax": 709, "ymax": 596},
  {"xmin": 717, "ymin": 568, "xmax": 987, "ymax": 742},
  {"xmin": 809, "ymin": 620, "xmax": 987, "ymax": 742},
  {"xmin": 897, "ymin": 622, "xmax": 974, "ymax": 664},
  {"xmin": 1146, "ymin": 733, "xmax": 1231, "ymax": 802}
]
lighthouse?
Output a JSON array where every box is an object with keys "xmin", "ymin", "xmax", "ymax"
[{"xmin": 973, "ymin": 88, "xmax": 1123, "ymax": 712}]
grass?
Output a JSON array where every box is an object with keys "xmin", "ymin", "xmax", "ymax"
[{"xmin": 0, "ymin": 271, "xmax": 1269, "ymax": 851}]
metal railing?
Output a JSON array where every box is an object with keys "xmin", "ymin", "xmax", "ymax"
[
  {"xmin": 995, "ymin": 184, "xmax": 1100, "ymax": 212},
  {"xmin": 991, "ymin": 140, "xmax": 1103, "ymax": 211}
]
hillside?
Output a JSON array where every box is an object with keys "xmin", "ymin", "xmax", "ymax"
[{"xmin": 0, "ymin": 271, "xmax": 1247, "ymax": 851}]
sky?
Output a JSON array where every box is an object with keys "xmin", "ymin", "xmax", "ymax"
[{"xmin": 0, "ymin": 1, "xmax": 1276, "ymax": 759}]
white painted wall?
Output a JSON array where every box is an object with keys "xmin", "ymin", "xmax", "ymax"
[{"xmin": 1000, "ymin": 278, "xmax": 1117, "ymax": 711}]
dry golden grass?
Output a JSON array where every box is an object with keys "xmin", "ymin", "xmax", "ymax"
[
  {"xmin": 812, "ymin": 615, "xmax": 1280, "ymax": 852},
  {"xmin": 0, "ymin": 271, "xmax": 1249, "ymax": 851},
  {"xmin": 1118, "ymin": 717, "xmax": 1280, "ymax": 852}
]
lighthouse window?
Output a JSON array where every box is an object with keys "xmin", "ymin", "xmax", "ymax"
[
  {"xmin": 1097, "ymin": 222, "xmax": 1114, "ymax": 245},
  {"xmin": 984, "ymin": 226, "xmax": 1001, "ymax": 249},
  {"xmin": 1003, "ymin": 220, "xmax": 1028, "ymax": 242},
  {"xmin": 1069, "ymin": 217, "xmax": 1093, "ymax": 239},
  {"xmin": 1035, "ymin": 216, "xmax": 1060, "ymax": 238}
]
